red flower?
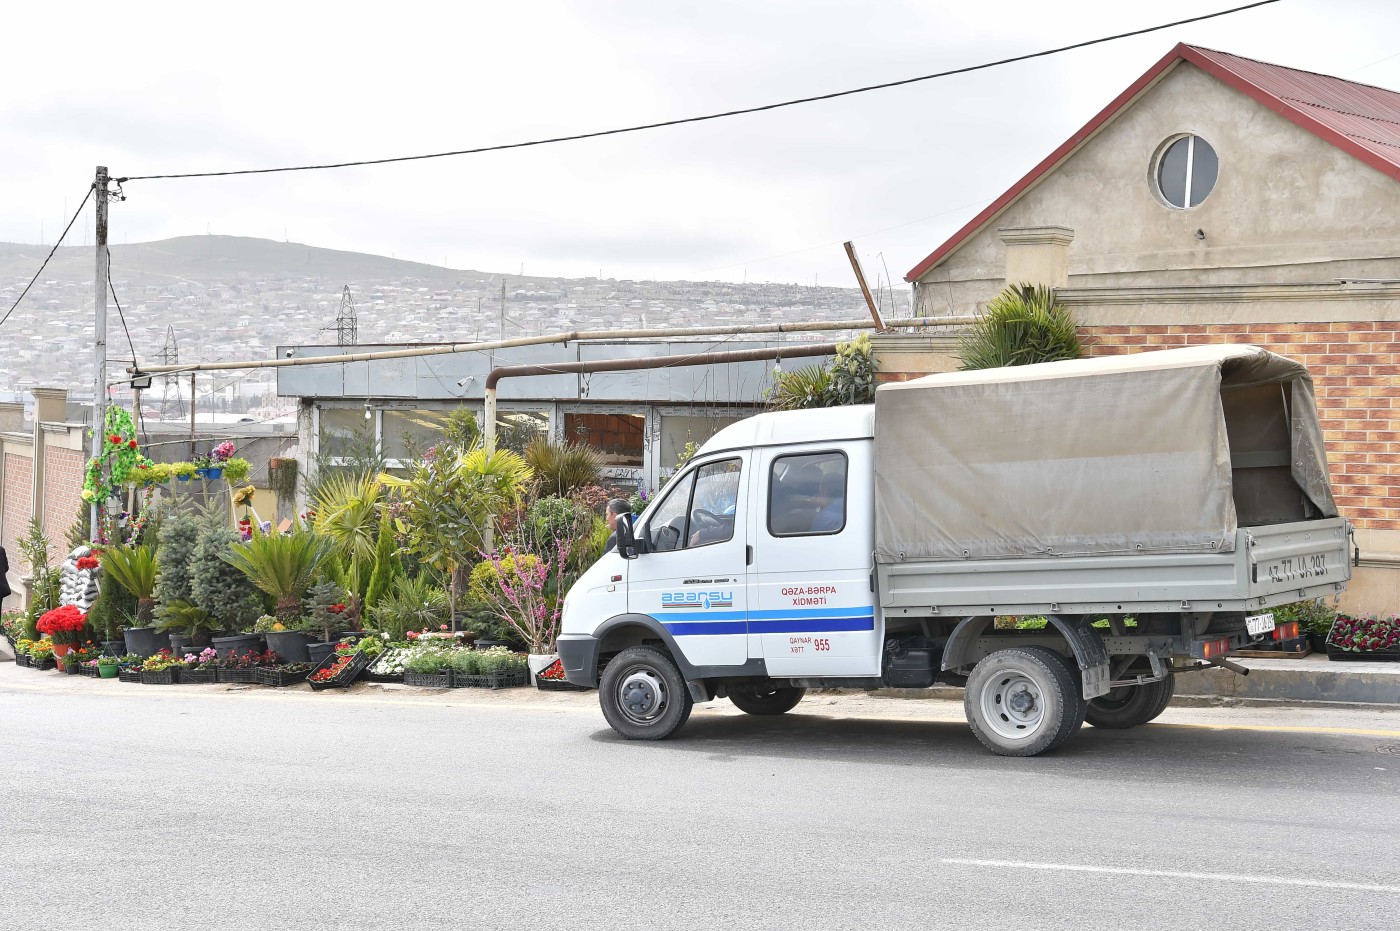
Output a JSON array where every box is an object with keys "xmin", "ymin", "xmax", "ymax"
[
  {"xmin": 108, "ymin": 434, "xmax": 122, "ymax": 445},
  {"xmin": 37, "ymin": 605, "xmax": 87, "ymax": 634},
  {"xmin": 128, "ymin": 439, "xmax": 138, "ymax": 450},
  {"xmin": 75, "ymin": 556, "xmax": 100, "ymax": 570}
]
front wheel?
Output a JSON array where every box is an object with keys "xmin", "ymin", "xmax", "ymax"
[
  {"xmin": 729, "ymin": 684, "xmax": 806, "ymax": 716},
  {"xmin": 964, "ymin": 646, "xmax": 1085, "ymax": 757},
  {"xmin": 598, "ymin": 646, "xmax": 694, "ymax": 740},
  {"xmin": 1085, "ymin": 671, "xmax": 1175, "ymax": 729}
]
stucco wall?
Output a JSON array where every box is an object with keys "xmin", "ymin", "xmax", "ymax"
[{"xmin": 914, "ymin": 61, "xmax": 1400, "ymax": 316}]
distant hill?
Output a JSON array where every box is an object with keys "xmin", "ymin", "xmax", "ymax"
[{"xmin": 0, "ymin": 235, "xmax": 476, "ymax": 284}]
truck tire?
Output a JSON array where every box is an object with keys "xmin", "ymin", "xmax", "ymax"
[
  {"xmin": 1020, "ymin": 646, "xmax": 1088, "ymax": 751},
  {"xmin": 598, "ymin": 645, "xmax": 694, "ymax": 740},
  {"xmin": 1084, "ymin": 671, "xmax": 1175, "ymax": 729},
  {"xmin": 729, "ymin": 684, "xmax": 806, "ymax": 716},
  {"xmin": 964, "ymin": 646, "xmax": 1083, "ymax": 757}
]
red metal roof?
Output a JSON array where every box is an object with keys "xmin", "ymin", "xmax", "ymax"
[{"xmin": 905, "ymin": 43, "xmax": 1400, "ymax": 282}]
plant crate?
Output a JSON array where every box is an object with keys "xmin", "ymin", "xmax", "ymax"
[
  {"xmin": 78, "ymin": 665, "xmax": 101, "ymax": 678},
  {"xmin": 308, "ymin": 650, "xmax": 377, "ymax": 691},
  {"xmin": 179, "ymin": 667, "xmax": 218, "ymax": 684},
  {"xmin": 533, "ymin": 657, "xmax": 587, "ymax": 691},
  {"xmin": 403, "ymin": 671, "xmax": 451, "ymax": 689},
  {"xmin": 452, "ymin": 671, "xmax": 528, "ymax": 690},
  {"xmin": 362, "ymin": 671, "xmax": 404, "ymax": 683},
  {"xmin": 141, "ymin": 668, "xmax": 181, "ymax": 685},
  {"xmin": 216, "ymin": 667, "xmax": 264, "ymax": 685},
  {"xmin": 31, "ymin": 658, "xmax": 57, "ymax": 671},
  {"xmin": 14, "ymin": 653, "xmax": 29, "ymax": 668},
  {"xmin": 118, "ymin": 668, "xmax": 143, "ymax": 683},
  {"xmin": 257, "ymin": 666, "xmax": 311, "ymax": 687},
  {"xmin": 1325, "ymin": 644, "xmax": 1400, "ymax": 662}
]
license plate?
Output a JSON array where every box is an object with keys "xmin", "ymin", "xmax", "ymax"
[
  {"xmin": 1246, "ymin": 613, "xmax": 1275, "ymax": 636},
  {"xmin": 1260, "ymin": 552, "xmax": 1331, "ymax": 585}
]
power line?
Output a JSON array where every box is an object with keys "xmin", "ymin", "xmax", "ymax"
[
  {"xmin": 0, "ymin": 185, "xmax": 94, "ymax": 329},
  {"xmin": 107, "ymin": 249, "xmax": 139, "ymax": 368},
  {"xmin": 118, "ymin": 1, "xmax": 1280, "ymax": 184}
]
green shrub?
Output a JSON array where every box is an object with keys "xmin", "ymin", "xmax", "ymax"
[
  {"xmin": 1272, "ymin": 599, "xmax": 1338, "ymax": 636},
  {"xmin": 446, "ymin": 650, "xmax": 480, "ymax": 675},
  {"xmin": 959, "ymin": 283, "xmax": 1082, "ymax": 370},
  {"xmin": 404, "ymin": 647, "xmax": 451, "ymax": 674},
  {"xmin": 153, "ymin": 510, "xmax": 201, "ymax": 609},
  {"xmin": 189, "ymin": 516, "xmax": 263, "ymax": 631}
]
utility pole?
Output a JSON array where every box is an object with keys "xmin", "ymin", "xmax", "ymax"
[
  {"xmin": 189, "ymin": 373, "xmax": 198, "ymax": 460},
  {"xmin": 499, "ymin": 279, "xmax": 506, "ymax": 339},
  {"xmin": 90, "ymin": 166, "xmax": 109, "ymax": 537}
]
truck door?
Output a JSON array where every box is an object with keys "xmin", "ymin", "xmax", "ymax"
[
  {"xmin": 627, "ymin": 453, "xmax": 750, "ymax": 668},
  {"xmin": 748, "ymin": 442, "xmax": 879, "ymax": 676}
]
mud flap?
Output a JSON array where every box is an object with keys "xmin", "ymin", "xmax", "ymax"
[{"xmin": 1081, "ymin": 662, "xmax": 1111, "ymax": 700}]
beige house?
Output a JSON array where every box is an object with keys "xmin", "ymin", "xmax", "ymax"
[{"xmin": 904, "ymin": 44, "xmax": 1400, "ymax": 613}]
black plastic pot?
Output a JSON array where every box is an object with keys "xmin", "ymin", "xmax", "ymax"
[
  {"xmin": 211, "ymin": 634, "xmax": 263, "ymax": 659},
  {"xmin": 124, "ymin": 627, "xmax": 170, "ymax": 658},
  {"xmin": 101, "ymin": 640, "xmax": 126, "ymax": 657},
  {"xmin": 1309, "ymin": 632, "xmax": 1329, "ymax": 654},
  {"xmin": 475, "ymin": 640, "xmax": 511, "ymax": 651},
  {"xmin": 306, "ymin": 642, "xmax": 339, "ymax": 665},
  {"xmin": 264, "ymin": 630, "xmax": 313, "ymax": 663},
  {"xmin": 170, "ymin": 633, "xmax": 193, "ymax": 657}
]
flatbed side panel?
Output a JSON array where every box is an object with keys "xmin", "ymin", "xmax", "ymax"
[{"xmin": 877, "ymin": 518, "xmax": 1350, "ymax": 615}]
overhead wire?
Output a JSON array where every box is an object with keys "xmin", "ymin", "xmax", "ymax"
[
  {"xmin": 117, "ymin": 1, "xmax": 1280, "ymax": 183},
  {"xmin": 0, "ymin": 185, "xmax": 94, "ymax": 330}
]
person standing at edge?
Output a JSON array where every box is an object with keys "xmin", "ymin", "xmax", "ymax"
[{"xmin": 603, "ymin": 499, "xmax": 633, "ymax": 554}]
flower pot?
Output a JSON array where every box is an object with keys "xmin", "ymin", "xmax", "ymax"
[
  {"xmin": 264, "ymin": 630, "xmax": 313, "ymax": 663},
  {"xmin": 306, "ymin": 641, "xmax": 339, "ymax": 665},
  {"xmin": 211, "ymin": 634, "xmax": 263, "ymax": 659},
  {"xmin": 62, "ymin": 662, "xmax": 80, "ymax": 675},
  {"xmin": 52, "ymin": 642, "xmax": 75, "ymax": 660},
  {"xmin": 98, "ymin": 664, "xmax": 120, "ymax": 679},
  {"xmin": 101, "ymin": 640, "xmax": 126, "ymax": 657},
  {"xmin": 170, "ymin": 633, "xmax": 193, "ymax": 657},
  {"xmin": 195, "ymin": 467, "xmax": 210, "ymax": 479},
  {"xmin": 177, "ymin": 474, "xmax": 191, "ymax": 482},
  {"xmin": 124, "ymin": 626, "xmax": 171, "ymax": 658},
  {"xmin": 205, "ymin": 466, "xmax": 223, "ymax": 480}
]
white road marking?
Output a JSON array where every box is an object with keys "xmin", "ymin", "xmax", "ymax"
[{"xmin": 939, "ymin": 858, "xmax": 1400, "ymax": 894}]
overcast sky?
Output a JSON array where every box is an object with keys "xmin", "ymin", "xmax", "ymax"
[{"xmin": 6, "ymin": 0, "xmax": 1400, "ymax": 289}]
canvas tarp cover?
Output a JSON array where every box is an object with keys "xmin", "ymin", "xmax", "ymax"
[{"xmin": 873, "ymin": 345, "xmax": 1336, "ymax": 563}]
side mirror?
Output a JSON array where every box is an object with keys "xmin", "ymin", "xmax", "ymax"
[{"xmin": 617, "ymin": 514, "xmax": 641, "ymax": 559}]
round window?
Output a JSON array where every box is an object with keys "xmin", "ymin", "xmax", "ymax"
[{"xmin": 1156, "ymin": 135, "xmax": 1218, "ymax": 208}]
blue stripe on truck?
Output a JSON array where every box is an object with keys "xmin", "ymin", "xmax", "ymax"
[{"xmin": 660, "ymin": 607, "xmax": 876, "ymax": 637}]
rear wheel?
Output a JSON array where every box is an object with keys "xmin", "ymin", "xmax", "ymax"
[
  {"xmin": 729, "ymin": 684, "xmax": 806, "ymax": 716},
  {"xmin": 1085, "ymin": 671, "xmax": 1175, "ymax": 729},
  {"xmin": 598, "ymin": 645, "xmax": 694, "ymax": 740},
  {"xmin": 964, "ymin": 647, "xmax": 1084, "ymax": 757}
]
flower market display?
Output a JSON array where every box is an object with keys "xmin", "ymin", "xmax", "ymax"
[
  {"xmin": 9, "ymin": 414, "xmax": 623, "ymax": 699},
  {"xmin": 1326, "ymin": 614, "xmax": 1400, "ymax": 660}
]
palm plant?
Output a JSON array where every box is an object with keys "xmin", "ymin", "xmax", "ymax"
[
  {"xmin": 222, "ymin": 532, "xmax": 335, "ymax": 623},
  {"xmin": 959, "ymin": 283, "xmax": 1083, "ymax": 370},
  {"xmin": 154, "ymin": 599, "xmax": 220, "ymax": 644},
  {"xmin": 99, "ymin": 545, "xmax": 158, "ymax": 622},
  {"xmin": 379, "ymin": 445, "xmax": 532, "ymax": 622},
  {"xmin": 770, "ymin": 364, "xmax": 833, "ymax": 410},
  {"xmin": 313, "ymin": 473, "xmax": 383, "ymax": 616},
  {"xmin": 524, "ymin": 440, "xmax": 602, "ymax": 498},
  {"xmin": 369, "ymin": 573, "xmax": 450, "ymax": 641}
]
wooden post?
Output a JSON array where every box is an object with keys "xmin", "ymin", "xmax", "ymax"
[
  {"xmin": 843, "ymin": 241, "xmax": 885, "ymax": 330},
  {"xmin": 90, "ymin": 167, "xmax": 109, "ymax": 538}
]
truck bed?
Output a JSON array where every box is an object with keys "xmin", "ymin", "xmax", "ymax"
[{"xmin": 876, "ymin": 517, "xmax": 1351, "ymax": 617}]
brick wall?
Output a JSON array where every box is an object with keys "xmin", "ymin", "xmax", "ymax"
[
  {"xmin": 1080, "ymin": 321, "xmax": 1400, "ymax": 531},
  {"xmin": 3, "ymin": 453, "xmax": 32, "ymax": 569},
  {"xmin": 42, "ymin": 446, "xmax": 85, "ymax": 553}
]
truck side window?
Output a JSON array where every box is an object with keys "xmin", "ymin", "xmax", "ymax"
[{"xmin": 768, "ymin": 452, "xmax": 847, "ymax": 536}]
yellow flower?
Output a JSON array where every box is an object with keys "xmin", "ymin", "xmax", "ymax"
[{"xmin": 81, "ymin": 489, "xmax": 96, "ymax": 501}]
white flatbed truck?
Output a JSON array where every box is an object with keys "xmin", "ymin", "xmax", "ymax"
[{"xmin": 559, "ymin": 345, "xmax": 1353, "ymax": 756}]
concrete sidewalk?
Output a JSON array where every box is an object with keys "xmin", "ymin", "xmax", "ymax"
[{"xmin": 1174, "ymin": 653, "xmax": 1400, "ymax": 704}]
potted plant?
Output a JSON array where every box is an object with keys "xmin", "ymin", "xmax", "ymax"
[
  {"xmin": 204, "ymin": 441, "xmax": 236, "ymax": 481},
  {"xmin": 253, "ymin": 614, "xmax": 313, "ymax": 663},
  {"xmin": 472, "ymin": 542, "xmax": 569, "ymax": 686},
  {"xmin": 97, "ymin": 654, "xmax": 121, "ymax": 679},
  {"xmin": 28, "ymin": 639, "xmax": 56, "ymax": 670},
  {"xmin": 60, "ymin": 649, "xmax": 81, "ymax": 675},
  {"xmin": 172, "ymin": 461, "xmax": 197, "ymax": 482},
  {"xmin": 222, "ymin": 457, "xmax": 252, "ymax": 486},
  {"xmin": 179, "ymin": 647, "xmax": 221, "ymax": 683},
  {"xmin": 368, "ymin": 574, "xmax": 449, "ymax": 642},
  {"xmin": 403, "ymin": 646, "xmax": 452, "ymax": 688},
  {"xmin": 140, "ymin": 650, "xmax": 185, "ymax": 684},
  {"xmin": 36, "ymin": 605, "xmax": 87, "ymax": 661},
  {"xmin": 223, "ymin": 530, "xmax": 333, "ymax": 627},
  {"xmin": 305, "ymin": 581, "xmax": 353, "ymax": 663},
  {"xmin": 188, "ymin": 514, "xmax": 264, "ymax": 655},
  {"xmin": 1325, "ymin": 614, "xmax": 1400, "ymax": 661}
]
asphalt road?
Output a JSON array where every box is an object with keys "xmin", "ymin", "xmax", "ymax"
[{"xmin": 3, "ymin": 666, "xmax": 1399, "ymax": 931}]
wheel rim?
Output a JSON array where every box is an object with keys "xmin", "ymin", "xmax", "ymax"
[
  {"xmin": 617, "ymin": 666, "xmax": 669, "ymax": 725},
  {"xmin": 1090, "ymin": 686, "xmax": 1135, "ymax": 711},
  {"xmin": 979, "ymin": 670, "xmax": 1045, "ymax": 740}
]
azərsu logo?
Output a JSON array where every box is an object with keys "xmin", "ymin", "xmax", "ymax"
[{"xmin": 661, "ymin": 591, "xmax": 734, "ymax": 610}]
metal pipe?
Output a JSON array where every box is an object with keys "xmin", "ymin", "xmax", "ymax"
[
  {"xmin": 483, "ymin": 341, "xmax": 840, "ymax": 451},
  {"xmin": 128, "ymin": 316, "xmax": 978, "ymax": 377}
]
